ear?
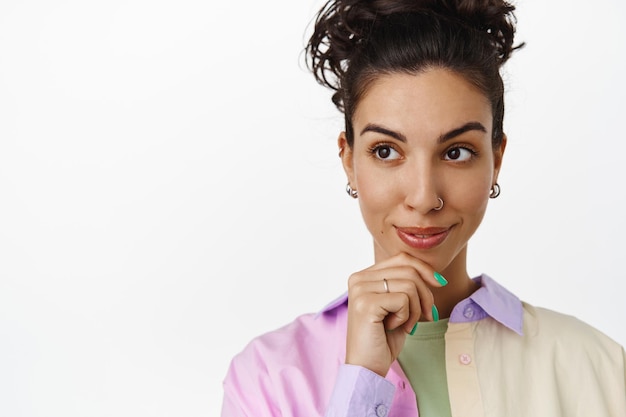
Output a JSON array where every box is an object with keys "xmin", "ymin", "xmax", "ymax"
[
  {"xmin": 338, "ymin": 132, "xmax": 356, "ymax": 187},
  {"xmin": 492, "ymin": 133, "xmax": 507, "ymax": 183}
]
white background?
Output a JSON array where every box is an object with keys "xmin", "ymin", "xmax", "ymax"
[{"xmin": 0, "ymin": 0, "xmax": 624, "ymax": 416}]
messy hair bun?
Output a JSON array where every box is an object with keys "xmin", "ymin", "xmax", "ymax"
[{"xmin": 306, "ymin": 0, "xmax": 523, "ymax": 147}]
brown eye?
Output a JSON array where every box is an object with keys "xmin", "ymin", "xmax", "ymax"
[
  {"xmin": 444, "ymin": 147, "xmax": 474, "ymax": 162},
  {"xmin": 377, "ymin": 146, "xmax": 391, "ymax": 159},
  {"xmin": 447, "ymin": 148, "xmax": 461, "ymax": 160},
  {"xmin": 372, "ymin": 144, "xmax": 400, "ymax": 160}
]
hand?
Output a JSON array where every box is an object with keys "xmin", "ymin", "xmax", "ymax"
[{"xmin": 345, "ymin": 252, "xmax": 446, "ymax": 377}]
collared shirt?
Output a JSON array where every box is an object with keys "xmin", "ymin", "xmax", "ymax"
[
  {"xmin": 222, "ymin": 275, "xmax": 626, "ymax": 417},
  {"xmin": 318, "ymin": 275, "xmax": 523, "ymax": 333}
]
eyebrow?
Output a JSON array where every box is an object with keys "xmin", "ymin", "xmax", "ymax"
[
  {"xmin": 439, "ymin": 122, "xmax": 487, "ymax": 143},
  {"xmin": 360, "ymin": 121, "xmax": 487, "ymax": 144}
]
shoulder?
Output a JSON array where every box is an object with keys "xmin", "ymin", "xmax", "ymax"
[
  {"xmin": 233, "ymin": 305, "xmax": 348, "ymax": 367},
  {"xmin": 521, "ymin": 303, "xmax": 626, "ymax": 411},
  {"xmin": 222, "ymin": 298, "xmax": 348, "ymax": 415},
  {"xmin": 522, "ymin": 302, "xmax": 625, "ymax": 366},
  {"xmin": 524, "ymin": 302, "xmax": 618, "ymax": 343}
]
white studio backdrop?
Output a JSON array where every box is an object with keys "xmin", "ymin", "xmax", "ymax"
[{"xmin": 0, "ymin": 0, "xmax": 624, "ymax": 416}]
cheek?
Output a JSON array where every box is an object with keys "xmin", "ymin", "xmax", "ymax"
[
  {"xmin": 354, "ymin": 166, "xmax": 399, "ymax": 230},
  {"xmin": 451, "ymin": 173, "xmax": 491, "ymax": 218}
]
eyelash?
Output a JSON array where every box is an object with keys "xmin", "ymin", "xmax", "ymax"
[
  {"xmin": 367, "ymin": 143, "xmax": 479, "ymax": 161},
  {"xmin": 367, "ymin": 142, "xmax": 400, "ymax": 160},
  {"xmin": 443, "ymin": 144, "xmax": 480, "ymax": 162}
]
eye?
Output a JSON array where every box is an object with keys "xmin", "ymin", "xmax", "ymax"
[
  {"xmin": 371, "ymin": 144, "xmax": 401, "ymax": 161},
  {"xmin": 444, "ymin": 146, "xmax": 476, "ymax": 162}
]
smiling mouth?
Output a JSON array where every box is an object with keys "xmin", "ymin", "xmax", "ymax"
[{"xmin": 395, "ymin": 226, "xmax": 451, "ymax": 250}]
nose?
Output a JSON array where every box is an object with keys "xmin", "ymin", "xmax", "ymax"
[{"xmin": 402, "ymin": 161, "xmax": 442, "ymax": 214}]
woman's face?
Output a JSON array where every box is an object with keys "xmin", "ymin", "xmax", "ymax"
[{"xmin": 340, "ymin": 68, "xmax": 505, "ymax": 273}]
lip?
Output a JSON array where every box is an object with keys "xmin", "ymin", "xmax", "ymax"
[{"xmin": 395, "ymin": 226, "xmax": 452, "ymax": 250}]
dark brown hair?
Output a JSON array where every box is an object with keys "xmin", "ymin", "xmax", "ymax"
[{"xmin": 306, "ymin": 0, "xmax": 523, "ymax": 148}]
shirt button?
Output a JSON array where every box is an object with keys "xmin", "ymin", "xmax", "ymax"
[
  {"xmin": 375, "ymin": 404, "xmax": 388, "ymax": 417},
  {"xmin": 463, "ymin": 306, "xmax": 475, "ymax": 319},
  {"xmin": 459, "ymin": 353, "xmax": 472, "ymax": 365}
]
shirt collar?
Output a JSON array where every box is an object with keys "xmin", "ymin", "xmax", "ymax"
[
  {"xmin": 451, "ymin": 274, "xmax": 523, "ymax": 335},
  {"xmin": 317, "ymin": 274, "xmax": 523, "ymax": 335}
]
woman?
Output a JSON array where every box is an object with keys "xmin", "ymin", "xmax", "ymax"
[{"xmin": 221, "ymin": 0, "xmax": 626, "ymax": 416}]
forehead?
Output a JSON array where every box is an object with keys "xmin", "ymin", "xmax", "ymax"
[{"xmin": 353, "ymin": 69, "xmax": 493, "ymax": 137}]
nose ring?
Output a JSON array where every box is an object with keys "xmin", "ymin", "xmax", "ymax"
[{"xmin": 434, "ymin": 197, "xmax": 444, "ymax": 211}]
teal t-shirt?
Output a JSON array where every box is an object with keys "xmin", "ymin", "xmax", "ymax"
[{"xmin": 397, "ymin": 319, "xmax": 452, "ymax": 417}]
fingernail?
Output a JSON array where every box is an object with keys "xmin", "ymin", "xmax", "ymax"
[
  {"xmin": 434, "ymin": 272, "xmax": 448, "ymax": 286},
  {"xmin": 432, "ymin": 304, "xmax": 439, "ymax": 322},
  {"xmin": 410, "ymin": 323, "xmax": 418, "ymax": 335}
]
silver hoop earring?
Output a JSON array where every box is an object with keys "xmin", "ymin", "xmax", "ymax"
[
  {"xmin": 433, "ymin": 197, "xmax": 444, "ymax": 211},
  {"xmin": 346, "ymin": 183, "xmax": 358, "ymax": 199},
  {"xmin": 489, "ymin": 183, "xmax": 501, "ymax": 199}
]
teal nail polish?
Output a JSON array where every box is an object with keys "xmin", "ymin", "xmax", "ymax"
[
  {"xmin": 432, "ymin": 304, "xmax": 440, "ymax": 322},
  {"xmin": 434, "ymin": 272, "xmax": 448, "ymax": 286},
  {"xmin": 410, "ymin": 323, "xmax": 418, "ymax": 335}
]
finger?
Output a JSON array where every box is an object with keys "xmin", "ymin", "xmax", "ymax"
[
  {"xmin": 351, "ymin": 292, "xmax": 412, "ymax": 331},
  {"xmin": 349, "ymin": 264, "xmax": 434, "ymax": 289},
  {"xmin": 364, "ymin": 252, "xmax": 448, "ymax": 288},
  {"xmin": 351, "ymin": 278, "xmax": 434, "ymax": 330},
  {"xmin": 383, "ymin": 276, "xmax": 435, "ymax": 331},
  {"xmin": 349, "ymin": 266, "xmax": 436, "ymax": 319}
]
